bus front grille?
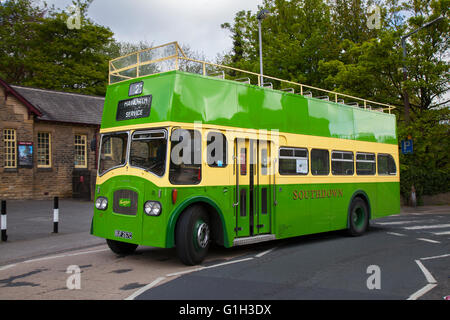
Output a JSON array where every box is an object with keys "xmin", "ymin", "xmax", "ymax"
[{"xmin": 113, "ymin": 189, "xmax": 138, "ymax": 215}]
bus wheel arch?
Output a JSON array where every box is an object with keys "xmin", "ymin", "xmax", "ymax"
[
  {"xmin": 167, "ymin": 198, "xmax": 227, "ymax": 249},
  {"xmin": 347, "ymin": 191, "xmax": 371, "ymax": 236}
]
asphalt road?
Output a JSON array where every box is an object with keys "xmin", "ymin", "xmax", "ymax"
[
  {"xmin": 0, "ymin": 208, "xmax": 448, "ymax": 300},
  {"xmin": 135, "ymin": 211, "xmax": 450, "ymax": 300}
]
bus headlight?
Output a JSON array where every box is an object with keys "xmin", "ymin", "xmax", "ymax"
[
  {"xmin": 95, "ymin": 197, "xmax": 108, "ymax": 210},
  {"xmin": 144, "ymin": 201, "xmax": 162, "ymax": 216}
]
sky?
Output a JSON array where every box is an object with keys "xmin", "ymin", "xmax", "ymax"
[{"xmin": 42, "ymin": 0, "xmax": 264, "ymax": 60}]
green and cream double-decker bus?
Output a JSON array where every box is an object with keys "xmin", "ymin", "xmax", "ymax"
[{"xmin": 91, "ymin": 42, "xmax": 400, "ymax": 265}]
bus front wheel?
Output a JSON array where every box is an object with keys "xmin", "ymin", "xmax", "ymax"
[
  {"xmin": 347, "ymin": 198, "xmax": 369, "ymax": 236},
  {"xmin": 176, "ymin": 205, "xmax": 211, "ymax": 265}
]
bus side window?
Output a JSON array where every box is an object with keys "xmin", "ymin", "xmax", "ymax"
[
  {"xmin": 207, "ymin": 131, "xmax": 227, "ymax": 168},
  {"xmin": 169, "ymin": 129, "xmax": 202, "ymax": 185},
  {"xmin": 279, "ymin": 147, "xmax": 308, "ymax": 175},
  {"xmin": 331, "ymin": 151, "xmax": 354, "ymax": 175},
  {"xmin": 356, "ymin": 152, "xmax": 376, "ymax": 175},
  {"xmin": 377, "ymin": 154, "xmax": 396, "ymax": 175},
  {"xmin": 311, "ymin": 149, "xmax": 329, "ymax": 175}
]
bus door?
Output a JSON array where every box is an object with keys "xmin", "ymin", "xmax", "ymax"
[
  {"xmin": 234, "ymin": 138, "xmax": 272, "ymax": 238},
  {"xmin": 255, "ymin": 140, "xmax": 272, "ymax": 235}
]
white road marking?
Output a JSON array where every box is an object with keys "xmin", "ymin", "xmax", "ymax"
[
  {"xmin": 203, "ymin": 257, "xmax": 254, "ymax": 269},
  {"xmin": 432, "ymin": 230, "xmax": 450, "ymax": 236},
  {"xmin": 414, "ymin": 260, "xmax": 437, "ymax": 284},
  {"xmin": 416, "ymin": 238, "xmax": 440, "ymax": 244},
  {"xmin": 407, "ymin": 283, "xmax": 437, "ymax": 300},
  {"xmin": 165, "ymin": 257, "xmax": 254, "ymax": 278},
  {"xmin": 420, "ymin": 253, "xmax": 450, "ymax": 261},
  {"xmin": 403, "ymin": 223, "xmax": 450, "ymax": 230},
  {"xmin": 407, "ymin": 260, "xmax": 438, "ymax": 300},
  {"xmin": 386, "ymin": 232, "xmax": 407, "ymax": 237},
  {"xmin": 23, "ymin": 248, "xmax": 109, "ymax": 264},
  {"xmin": 129, "ymin": 257, "xmax": 255, "ymax": 300},
  {"xmin": 375, "ymin": 220, "xmax": 422, "ymax": 225},
  {"xmin": 124, "ymin": 276, "xmax": 166, "ymax": 300},
  {"xmin": 0, "ymin": 248, "xmax": 109, "ymax": 272},
  {"xmin": 165, "ymin": 267, "xmax": 204, "ymax": 277},
  {"xmin": 0, "ymin": 264, "xmax": 17, "ymax": 272},
  {"xmin": 255, "ymin": 247, "xmax": 276, "ymax": 258}
]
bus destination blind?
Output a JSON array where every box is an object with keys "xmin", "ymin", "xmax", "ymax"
[{"xmin": 116, "ymin": 95, "xmax": 152, "ymax": 121}]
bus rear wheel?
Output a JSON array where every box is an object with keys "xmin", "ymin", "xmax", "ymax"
[
  {"xmin": 347, "ymin": 198, "xmax": 369, "ymax": 236},
  {"xmin": 176, "ymin": 205, "xmax": 211, "ymax": 266},
  {"xmin": 106, "ymin": 239, "xmax": 138, "ymax": 255}
]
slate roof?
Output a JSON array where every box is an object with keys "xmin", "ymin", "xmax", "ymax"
[{"xmin": 10, "ymin": 85, "xmax": 104, "ymax": 125}]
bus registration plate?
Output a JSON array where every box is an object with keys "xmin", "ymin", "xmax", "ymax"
[{"xmin": 114, "ymin": 230, "xmax": 133, "ymax": 240}]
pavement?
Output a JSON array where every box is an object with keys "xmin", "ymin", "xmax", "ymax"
[
  {"xmin": 0, "ymin": 199, "xmax": 448, "ymax": 267},
  {"xmin": 0, "ymin": 199, "xmax": 103, "ymax": 265}
]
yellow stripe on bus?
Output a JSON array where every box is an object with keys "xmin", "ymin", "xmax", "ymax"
[{"xmin": 96, "ymin": 121, "xmax": 399, "ymax": 187}]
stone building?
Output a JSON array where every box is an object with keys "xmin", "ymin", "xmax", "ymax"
[{"xmin": 0, "ymin": 78, "xmax": 104, "ymax": 200}]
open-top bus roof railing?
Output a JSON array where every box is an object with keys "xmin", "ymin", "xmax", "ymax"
[{"xmin": 109, "ymin": 41, "xmax": 396, "ymax": 114}]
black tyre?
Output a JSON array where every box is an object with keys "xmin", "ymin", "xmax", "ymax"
[
  {"xmin": 176, "ymin": 205, "xmax": 211, "ymax": 265},
  {"xmin": 347, "ymin": 197, "xmax": 369, "ymax": 236},
  {"xmin": 106, "ymin": 239, "xmax": 138, "ymax": 255}
]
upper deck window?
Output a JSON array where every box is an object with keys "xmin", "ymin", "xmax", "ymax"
[
  {"xmin": 130, "ymin": 130, "xmax": 167, "ymax": 177},
  {"xmin": 169, "ymin": 129, "xmax": 201, "ymax": 185}
]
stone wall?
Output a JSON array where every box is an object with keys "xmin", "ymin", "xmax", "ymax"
[
  {"xmin": 0, "ymin": 86, "xmax": 99, "ymax": 200},
  {"xmin": 0, "ymin": 88, "xmax": 35, "ymax": 199}
]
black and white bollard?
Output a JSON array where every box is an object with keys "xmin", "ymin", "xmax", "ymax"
[
  {"xmin": 1, "ymin": 200, "xmax": 7, "ymax": 242},
  {"xmin": 53, "ymin": 197, "xmax": 59, "ymax": 234}
]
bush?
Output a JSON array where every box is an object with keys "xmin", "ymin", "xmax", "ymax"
[
  {"xmin": 400, "ymin": 167, "xmax": 450, "ymax": 203},
  {"xmin": 398, "ymin": 108, "xmax": 450, "ymax": 205}
]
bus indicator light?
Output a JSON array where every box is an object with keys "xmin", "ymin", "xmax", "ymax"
[{"xmin": 172, "ymin": 189, "xmax": 178, "ymax": 204}]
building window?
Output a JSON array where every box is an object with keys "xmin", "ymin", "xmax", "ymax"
[
  {"xmin": 37, "ymin": 132, "xmax": 51, "ymax": 167},
  {"xmin": 311, "ymin": 149, "xmax": 329, "ymax": 175},
  {"xmin": 331, "ymin": 151, "xmax": 354, "ymax": 175},
  {"xmin": 3, "ymin": 129, "xmax": 17, "ymax": 168},
  {"xmin": 377, "ymin": 154, "xmax": 397, "ymax": 175},
  {"xmin": 102, "ymin": 137, "xmax": 112, "ymax": 157},
  {"xmin": 74, "ymin": 134, "xmax": 87, "ymax": 168},
  {"xmin": 279, "ymin": 147, "xmax": 308, "ymax": 175},
  {"xmin": 356, "ymin": 152, "xmax": 376, "ymax": 175}
]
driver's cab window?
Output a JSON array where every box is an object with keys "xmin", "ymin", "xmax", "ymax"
[{"xmin": 130, "ymin": 130, "xmax": 167, "ymax": 177}]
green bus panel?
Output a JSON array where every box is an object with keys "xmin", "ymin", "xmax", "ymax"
[
  {"xmin": 101, "ymin": 71, "xmax": 397, "ymax": 145},
  {"xmin": 92, "ymin": 177, "xmax": 400, "ymax": 248}
]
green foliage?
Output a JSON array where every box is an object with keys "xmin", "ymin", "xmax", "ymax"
[
  {"xmin": 399, "ymin": 108, "xmax": 450, "ymax": 201},
  {"xmin": 0, "ymin": 0, "xmax": 114, "ymax": 96}
]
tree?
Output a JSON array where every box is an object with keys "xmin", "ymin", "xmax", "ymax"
[
  {"xmin": 0, "ymin": 0, "xmax": 115, "ymax": 96},
  {"xmin": 0, "ymin": 0, "xmax": 46, "ymax": 83},
  {"xmin": 219, "ymin": 0, "xmax": 358, "ymax": 86}
]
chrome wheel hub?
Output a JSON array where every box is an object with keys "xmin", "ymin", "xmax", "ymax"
[{"xmin": 196, "ymin": 222, "xmax": 210, "ymax": 249}]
